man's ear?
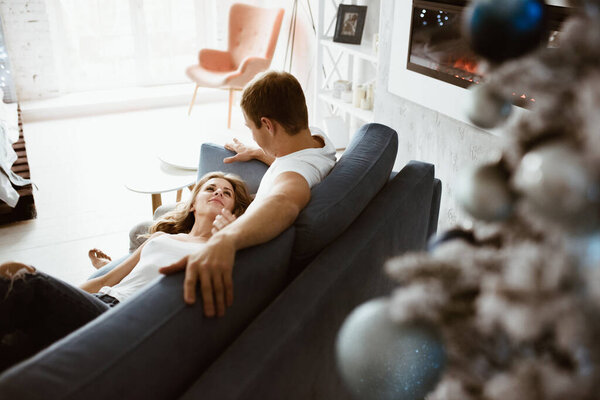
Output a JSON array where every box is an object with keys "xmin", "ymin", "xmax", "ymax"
[{"xmin": 261, "ymin": 117, "xmax": 276, "ymax": 135}]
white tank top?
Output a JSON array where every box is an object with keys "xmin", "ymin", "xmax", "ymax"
[{"xmin": 98, "ymin": 234, "xmax": 205, "ymax": 302}]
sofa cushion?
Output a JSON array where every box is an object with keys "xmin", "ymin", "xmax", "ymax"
[
  {"xmin": 198, "ymin": 143, "xmax": 269, "ymax": 194},
  {"xmin": 292, "ymin": 123, "xmax": 398, "ymax": 266}
]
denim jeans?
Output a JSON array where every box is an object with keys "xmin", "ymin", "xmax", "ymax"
[{"xmin": 0, "ymin": 270, "xmax": 111, "ymax": 373}]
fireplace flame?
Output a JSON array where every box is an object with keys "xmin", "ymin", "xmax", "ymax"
[{"xmin": 453, "ymin": 58, "xmax": 478, "ymax": 74}]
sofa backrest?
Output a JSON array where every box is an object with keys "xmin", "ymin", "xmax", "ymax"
[{"xmin": 292, "ymin": 123, "xmax": 398, "ymax": 267}]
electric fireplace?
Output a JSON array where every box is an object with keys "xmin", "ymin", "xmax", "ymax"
[{"xmin": 407, "ymin": 0, "xmax": 571, "ymax": 98}]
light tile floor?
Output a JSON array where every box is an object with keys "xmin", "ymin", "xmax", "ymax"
[{"xmin": 0, "ymin": 101, "xmax": 252, "ymax": 285}]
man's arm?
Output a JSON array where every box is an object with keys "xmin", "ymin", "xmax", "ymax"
[
  {"xmin": 223, "ymin": 138, "xmax": 276, "ymax": 166},
  {"xmin": 160, "ymin": 172, "xmax": 310, "ymax": 317},
  {"xmin": 218, "ymin": 171, "xmax": 310, "ymax": 249}
]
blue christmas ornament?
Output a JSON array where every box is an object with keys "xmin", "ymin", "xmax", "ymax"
[{"xmin": 463, "ymin": 0, "xmax": 547, "ymax": 63}]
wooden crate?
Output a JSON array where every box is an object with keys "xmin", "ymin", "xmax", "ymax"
[{"xmin": 0, "ymin": 106, "xmax": 36, "ymax": 224}]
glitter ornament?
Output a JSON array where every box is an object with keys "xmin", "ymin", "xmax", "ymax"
[{"xmin": 336, "ymin": 298, "xmax": 445, "ymax": 400}]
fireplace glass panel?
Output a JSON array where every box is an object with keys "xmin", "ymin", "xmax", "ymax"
[{"xmin": 408, "ymin": 1, "xmax": 481, "ymax": 88}]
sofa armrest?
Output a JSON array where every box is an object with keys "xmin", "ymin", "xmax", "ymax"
[
  {"xmin": 198, "ymin": 143, "xmax": 268, "ymax": 195},
  {"xmin": 180, "ymin": 161, "xmax": 439, "ymax": 399},
  {"xmin": 0, "ymin": 227, "xmax": 296, "ymax": 400}
]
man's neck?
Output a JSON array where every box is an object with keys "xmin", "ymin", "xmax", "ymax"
[{"xmin": 274, "ymin": 128, "xmax": 323, "ymax": 158}]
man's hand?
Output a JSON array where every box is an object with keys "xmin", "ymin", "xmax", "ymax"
[
  {"xmin": 224, "ymin": 138, "xmax": 275, "ymax": 165},
  {"xmin": 224, "ymin": 138, "xmax": 260, "ymax": 163},
  {"xmin": 159, "ymin": 235, "xmax": 236, "ymax": 317},
  {"xmin": 211, "ymin": 208, "xmax": 236, "ymax": 235}
]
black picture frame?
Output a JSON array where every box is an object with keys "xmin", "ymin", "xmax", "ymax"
[{"xmin": 333, "ymin": 5, "xmax": 367, "ymax": 45}]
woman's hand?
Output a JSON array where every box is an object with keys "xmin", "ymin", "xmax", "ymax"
[{"xmin": 211, "ymin": 208, "xmax": 236, "ymax": 235}]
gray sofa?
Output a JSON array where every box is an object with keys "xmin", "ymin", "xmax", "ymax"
[{"xmin": 0, "ymin": 123, "xmax": 441, "ymax": 399}]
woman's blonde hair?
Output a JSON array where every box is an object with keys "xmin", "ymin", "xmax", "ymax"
[{"xmin": 148, "ymin": 172, "xmax": 251, "ymax": 235}]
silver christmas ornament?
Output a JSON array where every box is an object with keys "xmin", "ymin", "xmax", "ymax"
[
  {"xmin": 336, "ymin": 298, "xmax": 445, "ymax": 400},
  {"xmin": 456, "ymin": 162, "xmax": 515, "ymax": 221},
  {"xmin": 466, "ymin": 84, "xmax": 512, "ymax": 129},
  {"xmin": 513, "ymin": 141, "xmax": 600, "ymax": 231}
]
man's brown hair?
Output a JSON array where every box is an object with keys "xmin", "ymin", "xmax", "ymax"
[{"xmin": 240, "ymin": 71, "xmax": 309, "ymax": 135}]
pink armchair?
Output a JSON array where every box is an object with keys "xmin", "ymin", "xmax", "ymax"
[{"xmin": 186, "ymin": 3, "xmax": 284, "ymax": 127}]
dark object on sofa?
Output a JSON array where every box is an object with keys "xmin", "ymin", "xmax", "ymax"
[{"xmin": 0, "ymin": 123, "xmax": 441, "ymax": 400}]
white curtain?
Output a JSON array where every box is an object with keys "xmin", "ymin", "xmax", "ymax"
[{"xmin": 46, "ymin": 0, "xmax": 220, "ymax": 93}]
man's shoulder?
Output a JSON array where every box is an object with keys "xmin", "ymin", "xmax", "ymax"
[{"xmin": 278, "ymin": 148, "xmax": 335, "ymax": 169}]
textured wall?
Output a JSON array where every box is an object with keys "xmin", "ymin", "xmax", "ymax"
[
  {"xmin": 0, "ymin": 0, "xmax": 59, "ymax": 101},
  {"xmin": 375, "ymin": 0, "xmax": 502, "ymax": 230}
]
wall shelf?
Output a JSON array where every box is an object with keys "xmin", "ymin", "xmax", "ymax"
[
  {"xmin": 318, "ymin": 92, "xmax": 374, "ymax": 123},
  {"xmin": 314, "ymin": 0, "xmax": 381, "ymax": 149},
  {"xmin": 319, "ymin": 39, "xmax": 378, "ymax": 64}
]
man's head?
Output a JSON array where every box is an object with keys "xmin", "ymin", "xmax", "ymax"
[{"xmin": 240, "ymin": 71, "xmax": 309, "ymax": 137}]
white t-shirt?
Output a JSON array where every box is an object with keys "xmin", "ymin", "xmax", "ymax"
[
  {"xmin": 99, "ymin": 234, "xmax": 204, "ymax": 302},
  {"xmin": 254, "ymin": 127, "xmax": 336, "ymax": 201}
]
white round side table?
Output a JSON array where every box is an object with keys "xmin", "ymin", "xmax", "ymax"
[{"xmin": 125, "ymin": 158, "xmax": 197, "ymax": 214}]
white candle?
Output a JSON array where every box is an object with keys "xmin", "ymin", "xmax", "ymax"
[{"xmin": 353, "ymin": 84, "xmax": 365, "ymax": 108}]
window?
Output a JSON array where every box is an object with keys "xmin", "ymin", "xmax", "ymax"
[{"xmin": 47, "ymin": 0, "xmax": 222, "ymax": 93}]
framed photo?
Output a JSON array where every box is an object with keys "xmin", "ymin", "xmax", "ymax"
[{"xmin": 333, "ymin": 5, "xmax": 367, "ymax": 45}]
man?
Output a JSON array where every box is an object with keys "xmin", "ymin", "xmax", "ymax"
[{"xmin": 159, "ymin": 71, "xmax": 336, "ymax": 318}]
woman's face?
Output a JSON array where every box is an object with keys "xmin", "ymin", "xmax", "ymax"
[{"xmin": 192, "ymin": 177, "xmax": 236, "ymax": 215}]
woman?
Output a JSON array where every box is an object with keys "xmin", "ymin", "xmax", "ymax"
[{"xmin": 0, "ymin": 171, "xmax": 251, "ymax": 372}]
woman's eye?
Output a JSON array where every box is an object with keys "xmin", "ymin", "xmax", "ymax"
[
  {"xmin": 206, "ymin": 187, "xmax": 214, "ymax": 191},
  {"xmin": 224, "ymin": 192, "xmax": 232, "ymax": 197}
]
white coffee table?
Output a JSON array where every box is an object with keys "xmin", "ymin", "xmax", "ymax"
[{"xmin": 125, "ymin": 158, "xmax": 197, "ymax": 214}]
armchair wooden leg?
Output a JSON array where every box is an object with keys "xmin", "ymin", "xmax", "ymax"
[
  {"xmin": 188, "ymin": 84, "xmax": 199, "ymax": 116},
  {"xmin": 227, "ymin": 88, "xmax": 234, "ymax": 129}
]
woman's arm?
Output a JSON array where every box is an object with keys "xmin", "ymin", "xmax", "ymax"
[{"xmin": 79, "ymin": 232, "xmax": 164, "ymax": 293}]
